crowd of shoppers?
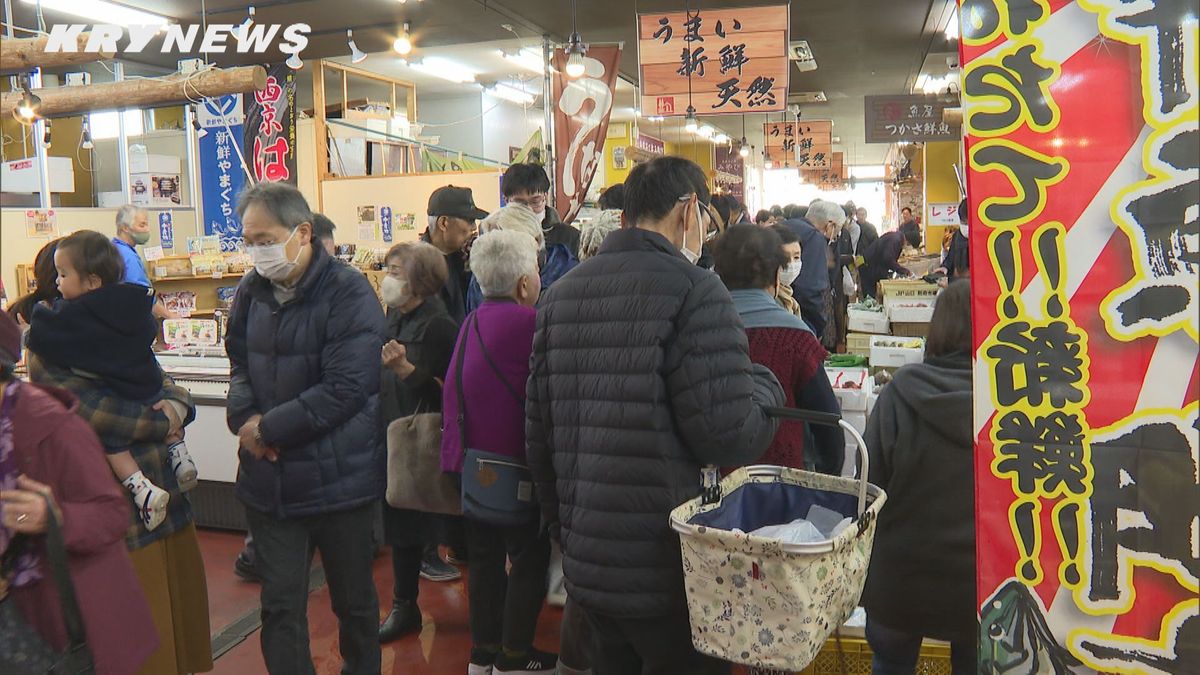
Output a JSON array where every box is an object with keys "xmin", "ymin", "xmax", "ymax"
[{"xmin": 1, "ymin": 154, "xmax": 978, "ymax": 675}]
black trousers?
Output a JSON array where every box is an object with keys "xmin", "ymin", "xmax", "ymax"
[
  {"xmin": 246, "ymin": 501, "xmax": 381, "ymax": 675},
  {"xmin": 465, "ymin": 517, "xmax": 550, "ymax": 651},
  {"xmin": 581, "ymin": 604, "xmax": 729, "ymax": 675}
]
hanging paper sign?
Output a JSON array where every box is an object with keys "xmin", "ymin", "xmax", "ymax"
[
  {"xmin": 198, "ymin": 94, "xmax": 247, "ymax": 252},
  {"xmin": 244, "ymin": 63, "xmax": 297, "ymax": 185},
  {"xmin": 635, "ymin": 133, "xmax": 666, "ymax": 155},
  {"xmin": 637, "ymin": 4, "xmax": 790, "ymax": 115},
  {"xmin": 551, "ymin": 44, "xmax": 623, "ymax": 224},
  {"xmin": 158, "ymin": 212, "xmax": 174, "ymax": 250},
  {"xmin": 713, "ymin": 145, "xmax": 745, "ymax": 202},
  {"xmin": 864, "ymin": 94, "xmax": 959, "ymax": 143},
  {"xmin": 962, "ymin": 2, "xmax": 1198, "ymax": 672},
  {"xmin": 380, "ymin": 206, "xmax": 393, "ymax": 243},
  {"xmin": 764, "ymin": 120, "xmax": 832, "ymax": 167},
  {"xmin": 24, "ymin": 209, "xmax": 57, "ymax": 238}
]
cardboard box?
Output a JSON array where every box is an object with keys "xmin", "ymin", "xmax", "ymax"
[
  {"xmin": 891, "ymin": 321, "xmax": 932, "ymax": 338},
  {"xmin": 870, "ymin": 335, "xmax": 925, "ymax": 368},
  {"xmin": 826, "ymin": 367, "xmax": 872, "ymax": 412},
  {"xmin": 848, "ymin": 306, "xmax": 889, "ymax": 334}
]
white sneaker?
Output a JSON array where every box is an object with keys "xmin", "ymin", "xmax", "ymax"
[
  {"xmin": 168, "ymin": 441, "xmax": 199, "ymax": 492},
  {"xmin": 129, "ymin": 480, "xmax": 170, "ymax": 531}
]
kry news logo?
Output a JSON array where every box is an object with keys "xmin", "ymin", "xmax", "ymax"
[{"xmin": 41, "ymin": 23, "xmax": 311, "ymax": 54}]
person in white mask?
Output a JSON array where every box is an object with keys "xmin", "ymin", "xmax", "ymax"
[
  {"xmin": 523, "ymin": 156, "xmax": 784, "ymax": 673},
  {"xmin": 770, "ymin": 224, "xmax": 806, "ymax": 318},
  {"xmin": 373, "ymin": 240, "xmax": 466, "ymax": 643},
  {"xmin": 226, "ymin": 181, "xmax": 386, "ymax": 675},
  {"xmin": 934, "ymin": 198, "xmax": 971, "ymax": 287},
  {"xmin": 112, "ymin": 204, "xmax": 179, "ymax": 320},
  {"xmin": 502, "ymin": 163, "xmax": 581, "ymax": 258}
]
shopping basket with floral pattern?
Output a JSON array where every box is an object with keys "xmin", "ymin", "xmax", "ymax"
[{"xmin": 669, "ymin": 407, "xmax": 888, "ymax": 672}]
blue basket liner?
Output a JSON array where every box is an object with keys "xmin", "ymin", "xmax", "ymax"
[{"xmin": 688, "ymin": 481, "xmax": 858, "ymax": 533}]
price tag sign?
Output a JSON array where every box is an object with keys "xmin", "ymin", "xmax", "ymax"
[{"xmin": 144, "ymin": 245, "xmax": 165, "ymax": 261}]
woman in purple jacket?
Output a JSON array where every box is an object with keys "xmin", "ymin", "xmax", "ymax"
[{"xmin": 441, "ymin": 229, "xmax": 556, "ymax": 675}]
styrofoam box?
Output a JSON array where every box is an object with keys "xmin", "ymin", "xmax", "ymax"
[
  {"xmin": 888, "ymin": 301, "xmax": 936, "ymax": 323},
  {"xmin": 870, "ymin": 335, "xmax": 925, "ymax": 368},
  {"xmin": 848, "ymin": 307, "xmax": 889, "ymax": 334},
  {"xmin": 826, "ymin": 367, "xmax": 872, "ymax": 412}
]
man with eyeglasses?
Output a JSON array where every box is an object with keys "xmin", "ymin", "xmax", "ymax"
[
  {"xmin": 525, "ymin": 156, "xmax": 784, "ymax": 673},
  {"xmin": 502, "ymin": 163, "xmax": 581, "ymax": 258}
]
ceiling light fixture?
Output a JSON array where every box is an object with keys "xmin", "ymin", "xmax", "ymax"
[
  {"xmin": 14, "ymin": 76, "xmax": 41, "ymax": 121},
  {"xmin": 488, "ymin": 82, "xmax": 536, "ymax": 105},
  {"xmin": 42, "ymin": 120, "xmax": 51, "ymax": 147},
  {"xmin": 393, "ymin": 21, "xmax": 413, "ymax": 56},
  {"xmin": 684, "ymin": 107, "xmax": 698, "ymax": 133},
  {"xmin": 235, "ymin": 6, "xmax": 255, "ymax": 42},
  {"xmin": 81, "ymin": 118, "xmax": 94, "ymax": 149},
  {"xmin": 19, "ymin": 0, "xmax": 171, "ymax": 28},
  {"xmin": 714, "ymin": 133, "xmax": 729, "ymax": 144},
  {"xmin": 347, "ymin": 29, "xmax": 367, "ymax": 63},
  {"xmin": 285, "ymin": 51, "xmax": 303, "ymax": 70},
  {"xmin": 738, "ymin": 116, "xmax": 749, "ymax": 157},
  {"xmin": 697, "ymin": 125, "xmax": 715, "ymax": 138},
  {"xmin": 501, "ymin": 48, "xmax": 545, "ymax": 74},
  {"xmin": 564, "ymin": 0, "xmax": 588, "ymax": 78},
  {"xmin": 411, "ymin": 57, "xmax": 477, "ymax": 83}
]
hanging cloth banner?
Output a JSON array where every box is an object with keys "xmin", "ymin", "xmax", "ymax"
[
  {"xmin": 197, "ymin": 94, "xmax": 247, "ymax": 252},
  {"xmin": 511, "ymin": 128, "xmax": 545, "ymax": 166},
  {"xmin": 243, "ymin": 63, "xmax": 297, "ymax": 185},
  {"xmin": 551, "ymin": 44, "xmax": 623, "ymax": 225},
  {"xmin": 420, "ymin": 148, "xmax": 491, "ymax": 172},
  {"xmin": 962, "ymin": 1, "xmax": 1198, "ymax": 672}
]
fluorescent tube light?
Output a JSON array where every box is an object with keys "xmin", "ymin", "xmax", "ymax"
[
  {"xmin": 21, "ymin": 0, "xmax": 171, "ymax": 27},
  {"xmin": 410, "ymin": 57, "xmax": 477, "ymax": 84},
  {"xmin": 489, "ymin": 82, "xmax": 535, "ymax": 105}
]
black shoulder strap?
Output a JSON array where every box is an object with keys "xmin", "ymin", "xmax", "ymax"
[
  {"xmin": 42, "ymin": 493, "xmax": 90, "ymax": 654},
  {"xmin": 454, "ymin": 312, "xmax": 525, "ymax": 450},
  {"xmin": 472, "ymin": 317, "xmax": 523, "ymax": 406}
]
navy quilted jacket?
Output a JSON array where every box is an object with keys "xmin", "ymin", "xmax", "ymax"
[
  {"xmin": 225, "ymin": 245, "xmax": 386, "ymax": 518},
  {"xmin": 525, "ymin": 227, "xmax": 785, "ymax": 617}
]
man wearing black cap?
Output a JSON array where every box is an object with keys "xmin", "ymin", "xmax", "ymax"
[{"xmin": 421, "ymin": 185, "xmax": 488, "ymax": 323}]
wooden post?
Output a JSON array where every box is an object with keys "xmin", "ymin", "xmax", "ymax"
[
  {"xmin": 0, "ymin": 33, "xmax": 117, "ymax": 73},
  {"xmin": 0, "ymin": 65, "xmax": 268, "ymax": 118},
  {"xmin": 313, "ymin": 60, "xmax": 329, "ymax": 212}
]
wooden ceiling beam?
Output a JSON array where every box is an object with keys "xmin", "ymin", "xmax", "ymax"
[
  {"xmin": 1, "ymin": 65, "xmax": 268, "ymax": 119},
  {"xmin": 0, "ymin": 33, "xmax": 117, "ymax": 73}
]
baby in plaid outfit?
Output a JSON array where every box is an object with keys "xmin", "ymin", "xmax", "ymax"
[{"xmin": 26, "ymin": 231, "xmax": 197, "ymax": 530}]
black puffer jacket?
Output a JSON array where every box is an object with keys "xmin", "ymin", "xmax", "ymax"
[
  {"xmin": 226, "ymin": 245, "xmax": 387, "ymax": 518},
  {"xmin": 526, "ymin": 227, "xmax": 785, "ymax": 618}
]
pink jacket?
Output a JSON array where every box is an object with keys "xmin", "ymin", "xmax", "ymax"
[{"xmin": 9, "ymin": 381, "xmax": 158, "ymax": 675}]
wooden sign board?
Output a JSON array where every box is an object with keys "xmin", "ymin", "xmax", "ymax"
[
  {"xmin": 638, "ymin": 4, "xmax": 790, "ymax": 116},
  {"xmin": 763, "ymin": 120, "xmax": 833, "ymax": 167},
  {"xmin": 802, "ymin": 151, "xmax": 846, "ymax": 188},
  {"xmin": 864, "ymin": 94, "xmax": 960, "ymax": 143}
]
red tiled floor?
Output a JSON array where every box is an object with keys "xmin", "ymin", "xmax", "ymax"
[
  {"xmin": 203, "ymin": 530, "xmax": 563, "ymax": 674},
  {"xmin": 197, "ymin": 528, "xmax": 262, "ymax": 631}
]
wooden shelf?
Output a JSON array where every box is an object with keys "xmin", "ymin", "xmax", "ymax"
[{"xmin": 153, "ymin": 273, "xmax": 248, "ymax": 282}]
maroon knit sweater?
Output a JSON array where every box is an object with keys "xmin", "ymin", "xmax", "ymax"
[{"xmin": 744, "ymin": 326, "xmax": 829, "ymax": 469}]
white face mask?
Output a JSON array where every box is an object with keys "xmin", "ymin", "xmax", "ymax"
[
  {"xmin": 680, "ymin": 198, "xmax": 701, "ymax": 265},
  {"xmin": 780, "ymin": 260, "xmax": 802, "ymax": 287},
  {"xmin": 959, "ymin": 223, "xmax": 969, "ymax": 237},
  {"xmin": 248, "ymin": 228, "xmax": 302, "ymax": 282},
  {"xmin": 380, "ymin": 276, "xmax": 411, "ymax": 308}
]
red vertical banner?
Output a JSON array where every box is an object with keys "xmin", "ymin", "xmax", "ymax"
[
  {"xmin": 963, "ymin": 1, "xmax": 1198, "ymax": 671},
  {"xmin": 243, "ymin": 63, "xmax": 298, "ymax": 185},
  {"xmin": 551, "ymin": 45, "xmax": 622, "ymax": 224}
]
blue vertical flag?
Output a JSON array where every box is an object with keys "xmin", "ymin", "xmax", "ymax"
[
  {"xmin": 197, "ymin": 94, "xmax": 247, "ymax": 252},
  {"xmin": 159, "ymin": 212, "xmax": 174, "ymax": 250},
  {"xmin": 381, "ymin": 206, "xmax": 393, "ymax": 243}
]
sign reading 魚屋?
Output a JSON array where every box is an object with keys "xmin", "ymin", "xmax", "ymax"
[
  {"xmin": 962, "ymin": 1, "xmax": 1198, "ymax": 672},
  {"xmin": 636, "ymin": 4, "xmax": 789, "ymax": 116}
]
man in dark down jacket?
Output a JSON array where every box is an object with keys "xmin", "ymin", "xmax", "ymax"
[
  {"xmin": 526, "ymin": 156, "xmax": 785, "ymax": 674},
  {"xmin": 226, "ymin": 182, "xmax": 386, "ymax": 675}
]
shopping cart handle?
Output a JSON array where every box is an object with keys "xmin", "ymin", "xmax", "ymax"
[{"xmin": 764, "ymin": 407, "xmax": 843, "ymax": 428}]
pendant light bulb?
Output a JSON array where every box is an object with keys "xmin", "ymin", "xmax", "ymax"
[
  {"xmin": 285, "ymin": 51, "xmax": 303, "ymax": 70},
  {"xmin": 348, "ymin": 29, "xmax": 367, "ymax": 63},
  {"xmin": 394, "ymin": 22, "xmax": 413, "ymax": 56},
  {"xmin": 15, "ymin": 81, "xmax": 40, "ymax": 121},
  {"xmin": 684, "ymin": 106, "xmax": 698, "ymax": 134},
  {"xmin": 81, "ymin": 119, "xmax": 94, "ymax": 149},
  {"xmin": 564, "ymin": 31, "xmax": 587, "ymax": 78},
  {"xmin": 42, "ymin": 120, "xmax": 51, "ymax": 148},
  {"xmin": 191, "ymin": 106, "xmax": 208, "ymax": 139},
  {"xmin": 738, "ymin": 138, "xmax": 750, "ymax": 158}
]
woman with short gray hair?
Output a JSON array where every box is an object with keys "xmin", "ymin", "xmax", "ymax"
[{"xmin": 440, "ymin": 229, "xmax": 556, "ymax": 674}]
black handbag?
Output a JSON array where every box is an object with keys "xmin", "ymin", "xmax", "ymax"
[
  {"xmin": 0, "ymin": 492, "xmax": 96, "ymax": 674},
  {"xmin": 455, "ymin": 312, "xmax": 539, "ymax": 525}
]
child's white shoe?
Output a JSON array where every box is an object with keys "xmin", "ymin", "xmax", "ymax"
[
  {"xmin": 124, "ymin": 472, "xmax": 170, "ymax": 531},
  {"xmin": 168, "ymin": 441, "xmax": 199, "ymax": 492}
]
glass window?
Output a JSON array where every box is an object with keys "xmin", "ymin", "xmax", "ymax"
[{"xmin": 89, "ymin": 110, "xmax": 144, "ymax": 139}]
